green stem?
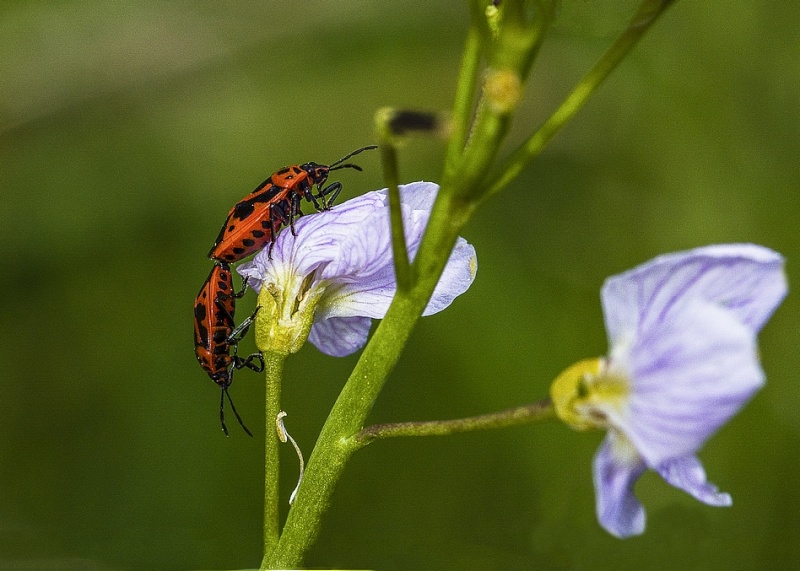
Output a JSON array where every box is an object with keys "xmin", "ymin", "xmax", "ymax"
[
  {"xmin": 379, "ymin": 141, "xmax": 412, "ymax": 292},
  {"xmin": 444, "ymin": 0, "xmax": 556, "ymax": 197},
  {"xmin": 260, "ymin": 350, "xmax": 286, "ymax": 568},
  {"xmin": 484, "ymin": 0, "xmax": 678, "ymax": 200},
  {"xmin": 357, "ymin": 398, "xmax": 554, "ymax": 443},
  {"xmin": 444, "ymin": 23, "xmax": 483, "ymax": 170}
]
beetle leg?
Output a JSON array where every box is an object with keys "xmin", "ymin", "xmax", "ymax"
[
  {"xmin": 302, "ymin": 179, "xmax": 323, "ymax": 211},
  {"xmin": 288, "ymin": 193, "xmax": 303, "ymax": 236},
  {"xmin": 241, "ymin": 352, "xmax": 265, "ymax": 373},
  {"xmin": 319, "ymin": 181, "xmax": 342, "ymax": 209},
  {"xmin": 227, "ymin": 306, "xmax": 261, "ymax": 344}
]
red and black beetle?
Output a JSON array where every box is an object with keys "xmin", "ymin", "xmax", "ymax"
[
  {"xmin": 193, "ymin": 262, "xmax": 263, "ymax": 436},
  {"xmin": 208, "ymin": 145, "xmax": 376, "ymax": 263}
]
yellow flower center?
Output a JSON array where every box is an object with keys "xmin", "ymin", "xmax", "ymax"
[{"xmin": 550, "ymin": 357, "xmax": 630, "ymax": 431}]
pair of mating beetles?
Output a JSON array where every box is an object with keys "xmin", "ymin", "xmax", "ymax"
[{"xmin": 192, "ymin": 146, "xmax": 376, "ymax": 435}]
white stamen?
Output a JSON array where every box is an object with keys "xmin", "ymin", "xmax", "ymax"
[{"xmin": 276, "ymin": 411, "xmax": 305, "ymax": 505}]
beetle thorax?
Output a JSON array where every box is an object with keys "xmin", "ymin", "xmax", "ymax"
[{"xmin": 300, "ymin": 162, "xmax": 330, "ymax": 185}]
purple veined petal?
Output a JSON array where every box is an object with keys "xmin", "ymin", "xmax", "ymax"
[
  {"xmin": 611, "ymin": 300, "xmax": 764, "ymax": 467},
  {"xmin": 307, "ymin": 316, "xmax": 373, "ymax": 357},
  {"xmin": 239, "ymin": 181, "xmax": 459, "ymax": 300},
  {"xmin": 316, "ymin": 236, "xmax": 477, "ymax": 321},
  {"xmin": 255, "ymin": 191, "xmax": 391, "ymax": 290},
  {"xmin": 593, "ymin": 433, "xmax": 648, "ymax": 538},
  {"xmin": 601, "ymin": 244, "xmax": 787, "ymax": 346},
  {"xmin": 316, "ymin": 183, "xmax": 440, "ymax": 283},
  {"xmin": 656, "ymin": 455, "xmax": 732, "ymax": 507}
]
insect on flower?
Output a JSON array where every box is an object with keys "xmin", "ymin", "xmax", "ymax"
[
  {"xmin": 208, "ymin": 145, "xmax": 377, "ymax": 263},
  {"xmin": 237, "ymin": 182, "xmax": 478, "ymax": 358},
  {"xmin": 193, "ymin": 262, "xmax": 264, "ymax": 436}
]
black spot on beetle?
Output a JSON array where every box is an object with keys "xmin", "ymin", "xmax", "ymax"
[
  {"xmin": 194, "ymin": 304, "xmax": 207, "ymax": 321},
  {"xmin": 234, "ymin": 202, "xmax": 255, "ymax": 220},
  {"xmin": 196, "ymin": 324, "xmax": 209, "ymax": 346}
]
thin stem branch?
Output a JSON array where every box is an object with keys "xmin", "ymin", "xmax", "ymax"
[
  {"xmin": 379, "ymin": 142, "xmax": 412, "ymax": 292},
  {"xmin": 357, "ymin": 399, "xmax": 554, "ymax": 444},
  {"xmin": 484, "ymin": 0, "xmax": 678, "ymax": 200},
  {"xmin": 444, "ymin": 23, "xmax": 483, "ymax": 170}
]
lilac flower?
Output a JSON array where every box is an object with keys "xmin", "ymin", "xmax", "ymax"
[
  {"xmin": 550, "ymin": 244, "xmax": 787, "ymax": 538},
  {"xmin": 237, "ymin": 181, "xmax": 477, "ymax": 357}
]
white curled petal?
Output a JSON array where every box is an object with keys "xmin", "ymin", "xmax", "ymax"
[
  {"xmin": 423, "ymin": 237, "xmax": 478, "ymax": 316},
  {"xmin": 612, "ymin": 301, "xmax": 763, "ymax": 467},
  {"xmin": 656, "ymin": 455, "xmax": 732, "ymax": 507},
  {"xmin": 307, "ymin": 316, "xmax": 373, "ymax": 357},
  {"xmin": 593, "ymin": 434, "xmax": 647, "ymax": 538},
  {"xmin": 602, "ymin": 244, "xmax": 787, "ymax": 346}
]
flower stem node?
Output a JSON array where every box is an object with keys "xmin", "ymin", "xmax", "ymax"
[{"xmin": 485, "ymin": 68, "xmax": 522, "ymax": 114}]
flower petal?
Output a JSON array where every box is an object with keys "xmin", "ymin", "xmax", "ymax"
[
  {"xmin": 398, "ymin": 179, "xmax": 438, "ymax": 211},
  {"xmin": 593, "ymin": 434, "xmax": 647, "ymax": 538},
  {"xmin": 317, "ymin": 236, "xmax": 477, "ymax": 322},
  {"xmin": 307, "ymin": 316, "xmax": 373, "ymax": 357},
  {"xmin": 610, "ymin": 301, "xmax": 763, "ymax": 467},
  {"xmin": 656, "ymin": 455, "xmax": 732, "ymax": 507},
  {"xmin": 601, "ymin": 244, "xmax": 787, "ymax": 347},
  {"xmin": 422, "ymin": 238, "xmax": 478, "ymax": 316}
]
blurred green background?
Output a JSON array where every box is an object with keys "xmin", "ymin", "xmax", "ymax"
[{"xmin": 1, "ymin": 2, "xmax": 798, "ymax": 570}]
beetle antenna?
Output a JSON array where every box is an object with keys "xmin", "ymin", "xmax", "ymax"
[
  {"xmin": 224, "ymin": 386, "xmax": 253, "ymax": 437},
  {"xmin": 328, "ymin": 162, "xmax": 363, "ymax": 173},
  {"xmin": 219, "ymin": 388, "xmax": 230, "ymax": 437},
  {"xmin": 328, "ymin": 145, "xmax": 377, "ymax": 169}
]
